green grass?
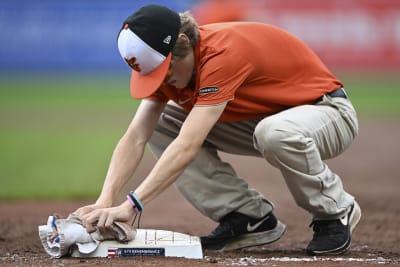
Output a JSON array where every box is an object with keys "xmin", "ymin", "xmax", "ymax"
[
  {"xmin": 0, "ymin": 74, "xmax": 141, "ymax": 199},
  {"xmin": 341, "ymin": 74, "xmax": 400, "ymax": 117},
  {"xmin": 0, "ymin": 73, "xmax": 399, "ymax": 200}
]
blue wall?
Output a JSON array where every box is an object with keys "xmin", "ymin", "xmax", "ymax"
[{"xmin": 0, "ymin": 0, "xmax": 195, "ymax": 73}]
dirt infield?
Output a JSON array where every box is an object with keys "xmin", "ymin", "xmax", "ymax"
[{"xmin": 1, "ymin": 118, "xmax": 399, "ymax": 267}]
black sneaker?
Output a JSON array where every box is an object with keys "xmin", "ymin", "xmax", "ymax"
[
  {"xmin": 200, "ymin": 212, "xmax": 286, "ymax": 251},
  {"xmin": 306, "ymin": 201, "xmax": 362, "ymax": 255}
]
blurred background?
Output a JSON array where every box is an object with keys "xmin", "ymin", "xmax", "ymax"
[{"xmin": 0, "ymin": 0, "xmax": 399, "ymax": 200}]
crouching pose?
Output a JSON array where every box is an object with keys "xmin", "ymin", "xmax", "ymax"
[{"xmin": 76, "ymin": 4, "xmax": 361, "ymax": 255}]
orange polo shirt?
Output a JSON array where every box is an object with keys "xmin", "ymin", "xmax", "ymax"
[{"xmin": 148, "ymin": 22, "xmax": 342, "ymax": 122}]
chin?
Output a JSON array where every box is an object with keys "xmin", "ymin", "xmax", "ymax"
[{"xmin": 174, "ymin": 83, "xmax": 186, "ymax": 89}]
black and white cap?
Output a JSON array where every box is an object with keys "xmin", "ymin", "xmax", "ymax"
[{"xmin": 117, "ymin": 5, "xmax": 180, "ymax": 98}]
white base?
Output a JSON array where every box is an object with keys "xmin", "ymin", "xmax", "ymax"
[{"xmin": 70, "ymin": 229, "xmax": 203, "ymax": 259}]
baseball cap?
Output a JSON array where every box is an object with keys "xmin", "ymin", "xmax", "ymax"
[{"xmin": 117, "ymin": 5, "xmax": 181, "ymax": 99}]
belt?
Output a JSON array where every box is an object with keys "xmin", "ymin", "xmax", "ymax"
[
  {"xmin": 318, "ymin": 88, "xmax": 347, "ymax": 102},
  {"xmin": 327, "ymin": 88, "xmax": 347, "ymax": 98}
]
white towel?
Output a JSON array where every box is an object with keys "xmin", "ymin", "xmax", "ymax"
[{"xmin": 38, "ymin": 214, "xmax": 136, "ymax": 258}]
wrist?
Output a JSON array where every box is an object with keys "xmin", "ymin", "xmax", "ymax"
[
  {"xmin": 126, "ymin": 194, "xmax": 140, "ymax": 214},
  {"xmin": 126, "ymin": 191, "xmax": 144, "ymax": 213}
]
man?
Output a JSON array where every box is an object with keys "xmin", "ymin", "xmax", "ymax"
[{"xmin": 77, "ymin": 4, "xmax": 361, "ymax": 255}]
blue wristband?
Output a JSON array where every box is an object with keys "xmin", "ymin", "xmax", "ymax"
[
  {"xmin": 126, "ymin": 195, "xmax": 140, "ymax": 214},
  {"xmin": 128, "ymin": 191, "xmax": 144, "ymax": 212}
]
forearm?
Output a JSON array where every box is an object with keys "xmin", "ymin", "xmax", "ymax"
[
  {"xmin": 96, "ymin": 135, "xmax": 146, "ymax": 207},
  {"xmin": 134, "ymin": 139, "xmax": 198, "ymax": 205}
]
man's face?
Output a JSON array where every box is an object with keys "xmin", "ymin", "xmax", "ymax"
[{"xmin": 164, "ymin": 48, "xmax": 194, "ymax": 89}]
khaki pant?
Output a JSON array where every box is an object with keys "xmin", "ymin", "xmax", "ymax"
[{"xmin": 148, "ymin": 92, "xmax": 359, "ymax": 222}]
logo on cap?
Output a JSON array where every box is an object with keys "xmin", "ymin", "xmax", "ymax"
[
  {"xmin": 125, "ymin": 57, "xmax": 141, "ymax": 72},
  {"xmin": 163, "ymin": 35, "xmax": 172, "ymax": 44}
]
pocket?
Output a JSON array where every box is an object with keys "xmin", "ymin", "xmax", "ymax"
[{"xmin": 319, "ymin": 95, "xmax": 359, "ymax": 140}]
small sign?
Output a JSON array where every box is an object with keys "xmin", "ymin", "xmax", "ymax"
[{"xmin": 108, "ymin": 247, "xmax": 165, "ymax": 257}]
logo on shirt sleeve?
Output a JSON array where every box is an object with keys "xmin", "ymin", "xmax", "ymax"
[{"xmin": 199, "ymin": 86, "xmax": 219, "ymax": 94}]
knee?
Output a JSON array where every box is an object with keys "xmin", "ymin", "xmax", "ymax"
[
  {"xmin": 148, "ymin": 116, "xmax": 177, "ymax": 159},
  {"xmin": 253, "ymin": 119, "xmax": 297, "ymax": 157}
]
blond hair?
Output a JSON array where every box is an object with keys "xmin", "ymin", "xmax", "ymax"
[{"xmin": 172, "ymin": 11, "xmax": 199, "ymax": 59}]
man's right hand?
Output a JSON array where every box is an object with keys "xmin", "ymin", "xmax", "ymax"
[{"xmin": 74, "ymin": 204, "xmax": 106, "ymax": 217}]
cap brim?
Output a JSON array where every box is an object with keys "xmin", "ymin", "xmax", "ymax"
[{"xmin": 130, "ymin": 53, "xmax": 172, "ymax": 99}]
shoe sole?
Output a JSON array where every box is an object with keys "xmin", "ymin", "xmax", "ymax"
[
  {"xmin": 350, "ymin": 201, "xmax": 361, "ymax": 234},
  {"xmin": 308, "ymin": 201, "xmax": 362, "ymax": 256},
  {"xmin": 218, "ymin": 220, "xmax": 286, "ymax": 251}
]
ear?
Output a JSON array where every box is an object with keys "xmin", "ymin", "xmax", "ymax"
[{"xmin": 178, "ymin": 33, "xmax": 190, "ymax": 47}]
